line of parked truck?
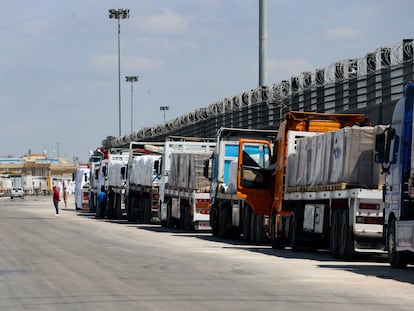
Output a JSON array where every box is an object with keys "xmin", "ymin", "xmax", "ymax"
[{"xmin": 73, "ymin": 83, "xmax": 414, "ymax": 268}]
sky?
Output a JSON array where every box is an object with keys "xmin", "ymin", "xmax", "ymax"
[{"xmin": 0, "ymin": 0, "xmax": 412, "ymax": 163}]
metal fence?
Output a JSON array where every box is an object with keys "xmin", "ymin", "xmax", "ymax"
[{"xmin": 112, "ymin": 39, "xmax": 414, "ymax": 146}]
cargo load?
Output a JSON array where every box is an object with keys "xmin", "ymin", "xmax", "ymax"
[
  {"xmin": 107, "ymin": 160, "xmax": 127, "ymax": 188},
  {"xmin": 287, "ymin": 125, "xmax": 384, "ymax": 189},
  {"xmin": 129, "ymin": 155, "xmax": 161, "ymax": 187},
  {"xmin": 168, "ymin": 153, "xmax": 211, "ymax": 191}
]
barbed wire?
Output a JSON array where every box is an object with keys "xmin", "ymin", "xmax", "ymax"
[{"xmin": 113, "ymin": 39, "xmax": 414, "ymax": 144}]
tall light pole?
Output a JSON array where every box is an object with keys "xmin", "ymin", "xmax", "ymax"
[
  {"xmin": 259, "ymin": 0, "xmax": 267, "ymax": 86},
  {"xmin": 109, "ymin": 8, "xmax": 130, "ymax": 137},
  {"xmin": 160, "ymin": 106, "xmax": 169, "ymax": 123},
  {"xmin": 126, "ymin": 75, "xmax": 139, "ymax": 132}
]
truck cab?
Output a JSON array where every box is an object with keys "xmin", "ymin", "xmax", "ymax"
[{"xmin": 375, "ymin": 83, "xmax": 414, "ymax": 268}]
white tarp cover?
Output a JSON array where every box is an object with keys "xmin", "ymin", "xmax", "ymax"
[
  {"xmin": 108, "ymin": 160, "xmax": 127, "ymax": 188},
  {"xmin": 169, "ymin": 153, "xmax": 211, "ymax": 191},
  {"xmin": 129, "ymin": 155, "xmax": 160, "ymax": 186}
]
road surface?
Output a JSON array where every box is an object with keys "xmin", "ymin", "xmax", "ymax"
[{"xmin": 0, "ymin": 195, "xmax": 413, "ymax": 310}]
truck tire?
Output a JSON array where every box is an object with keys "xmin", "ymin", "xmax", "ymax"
[
  {"xmin": 289, "ymin": 212, "xmax": 300, "ymax": 251},
  {"xmin": 184, "ymin": 206, "xmax": 193, "ymax": 232},
  {"xmin": 166, "ymin": 202, "xmax": 174, "ymax": 228},
  {"xmin": 128, "ymin": 197, "xmax": 138, "ymax": 222},
  {"xmin": 95, "ymin": 203, "xmax": 102, "ymax": 218},
  {"xmin": 271, "ymin": 211, "xmax": 283, "ymax": 249},
  {"xmin": 330, "ymin": 209, "xmax": 341, "ymax": 258},
  {"xmin": 338, "ymin": 210, "xmax": 354, "ymax": 260},
  {"xmin": 250, "ymin": 212, "xmax": 256, "ymax": 243},
  {"xmin": 388, "ymin": 218, "xmax": 408, "ymax": 268},
  {"xmin": 143, "ymin": 198, "xmax": 150, "ymax": 223},
  {"xmin": 243, "ymin": 206, "xmax": 251, "ymax": 242},
  {"xmin": 115, "ymin": 194, "xmax": 122, "ymax": 220},
  {"xmin": 210, "ymin": 205, "xmax": 219, "ymax": 236},
  {"xmin": 107, "ymin": 192, "xmax": 115, "ymax": 219},
  {"xmin": 218, "ymin": 206, "xmax": 230, "ymax": 238},
  {"xmin": 254, "ymin": 214, "xmax": 266, "ymax": 245}
]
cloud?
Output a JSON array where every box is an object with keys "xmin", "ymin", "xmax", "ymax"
[
  {"xmin": 88, "ymin": 53, "xmax": 163, "ymax": 73},
  {"xmin": 124, "ymin": 56, "xmax": 164, "ymax": 71},
  {"xmin": 88, "ymin": 53, "xmax": 117, "ymax": 72},
  {"xmin": 268, "ymin": 58, "xmax": 314, "ymax": 83},
  {"xmin": 18, "ymin": 20, "xmax": 51, "ymax": 37},
  {"xmin": 132, "ymin": 8, "xmax": 189, "ymax": 35},
  {"xmin": 323, "ymin": 27, "xmax": 363, "ymax": 40}
]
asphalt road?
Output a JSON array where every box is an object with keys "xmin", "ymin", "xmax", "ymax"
[{"xmin": 1, "ymin": 195, "xmax": 414, "ymax": 311}]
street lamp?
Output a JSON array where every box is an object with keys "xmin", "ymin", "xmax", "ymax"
[
  {"xmin": 108, "ymin": 8, "xmax": 130, "ymax": 137},
  {"xmin": 160, "ymin": 106, "xmax": 169, "ymax": 123},
  {"xmin": 125, "ymin": 75, "xmax": 139, "ymax": 132}
]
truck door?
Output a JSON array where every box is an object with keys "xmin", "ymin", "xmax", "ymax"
[{"xmin": 237, "ymin": 139, "xmax": 273, "ymax": 215}]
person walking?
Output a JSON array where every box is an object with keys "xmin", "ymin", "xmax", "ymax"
[
  {"xmin": 52, "ymin": 185, "xmax": 60, "ymax": 216},
  {"xmin": 63, "ymin": 186, "xmax": 68, "ymax": 208}
]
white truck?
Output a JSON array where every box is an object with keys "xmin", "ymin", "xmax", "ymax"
[
  {"xmin": 74, "ymin": 164, "xmax": 90, "ymax": 210},
  {"xmin": 159, "ymin": 137, "xmax": 215, "ymax": 231},
  {"xmin": 88, "ymin": 151, "xmax": 105, "ymax": 213},
  {"xmin": 375, "ymin": 83, "xmax": 414, "ymax": 268},
  {"xmin": 101, "ymin": 148, "xmax": 130, "ymax": 219},
  {"xmin": 125, "ymin": 142, "xmax": 164, "ymax": 223}
]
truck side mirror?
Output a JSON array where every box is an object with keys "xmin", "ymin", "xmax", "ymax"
[
  {"xmin": 120, "ymin": 167, "xmax": 126, "ymax": 179},
  {"xmin": 84, "ymin": 173, "xmax": 88, "ymax": 183},
  {"xmin": 203, "ymin": 158, "xmax": 212, "ymax": 180},
  {"xmin": 374, "ymin": 133, "xmax": 385, "ymax": 163},
  {"xmin": 384, "ymin": 127, "xmax": 396, "ymax": 164},
  {"xmin": 154, "ymin": 160, "xmax": 161, "ymax": 175},
  {"xmin": 102, "ymin": 166, "xmax": 107, "ymax": 177}
]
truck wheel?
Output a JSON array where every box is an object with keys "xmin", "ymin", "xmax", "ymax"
[
  {"xmin": 179, "ymin": 205, "xmax": 185, "ymax": 230},
  {"xmin": 271, "ymin": 211, "xmax": 284, "ymax": 249},
  {"xmin": 143, "ymin": 198, "xmax": 150, "ymax": 223},
  {"xmin": 115, "ymin": 194, "xmax": 122, "ymax": 220},
  {"xmin": 243, "ymin": 206, "xmax": 251, "ymax": 242},
  {"xmin": 250, "ymin": 212, "xmax": 256, "ymax": 243},
  {"xmin": 166, "ymin": 202, "xmax": 173, "ymax": 228},
  {"xmin": 185, "ymin": 206, "xmax": 193, "ymax": 232},
  {"xmin": 218, "ymin": 207, "xmax": 230, "ymax": 238},
  {"xmin": 128, "ymin": 197, "xmax": 138, "ymax": 222},
  {"xmin": 289, "ymin": 213, "xmax": 299, "ymax": 251},
  {"xmin": 388, "ymin": 218, "xmax": 408, "ymax": 268},
  {"xmin": 338, "ymin": 210, "xmax": 354, "ymax": 260},
  {"xmin": 255, "ymin": 214, "xmax": 266, "ymax": 245},
  {"xmin": 95, "ymin": 203, "xmax": 101, "ymax": 218},
  {"xmin": 107, "ymin": 192, "xmax": 115, "ymax": 219},
  {"xmin": 211, "ymin": 205, "xmax": 219, "ymax": 236},
  {"xmin": 330, "ymin": 210, "xmax": 341, "ymax": 258}
]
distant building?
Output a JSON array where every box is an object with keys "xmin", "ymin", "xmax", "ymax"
[{"xmin": 0, "ymin": 153, "xmax": 76, "ymax": 180}]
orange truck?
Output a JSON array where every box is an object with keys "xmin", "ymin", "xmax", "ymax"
[{"xmin": 236, "ymin": 111, "xmax": 386, "ymax": 259}]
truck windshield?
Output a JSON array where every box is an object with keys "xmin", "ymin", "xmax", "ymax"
[{"xmin": 242, "ymin": 143, "xmax": 270, "ymax": 168}]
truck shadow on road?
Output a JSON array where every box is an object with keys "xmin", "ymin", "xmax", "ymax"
[
  {"xmin": 75, "ymin": 216, "xmax": 414, "ymax": 285},
  {"xmin": 196, "ymin": 235, "xmax": 414, "ymax": 285}
]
